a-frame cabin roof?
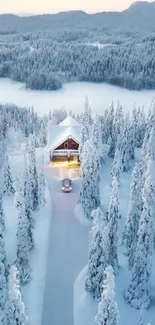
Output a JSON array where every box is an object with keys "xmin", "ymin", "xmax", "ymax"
[
  {"xmin": 45, "ymin": 116, "xmax": 80, "ymax": 153},
  {"xmin": 59, "ymin": 116, "xmax": 80, "ymax": 126}
]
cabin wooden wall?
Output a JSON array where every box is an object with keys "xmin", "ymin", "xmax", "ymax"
[{"xmin": 56, "ymin": 138, "xmax": 79, "ymax": 150}]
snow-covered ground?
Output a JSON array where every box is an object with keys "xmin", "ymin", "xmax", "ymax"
[
  {"xmin": 74, "ymin": 149, "xmax": 155, "ymax": 325},
  {"xmin": 4, "ymin": 136, "xmax": 51, "ymax": 325},
  {"xmin": 41, "ymin": 165, "xmax": 90, "ymax": 325},
  {"xmin": 0, "ymin": 78, "xmax": 155, "ymax": 116},
  {"xmin": 3, "ymin": 129, "xmax": 155, "ymax": 325}
]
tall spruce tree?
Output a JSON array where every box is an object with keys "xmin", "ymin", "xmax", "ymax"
[
  {"xmin": 119, "ymin": 117, "xmax": 131, "ymax": 172},
  {"xmin": 79, "ymin": 140, "xmax": 100, "ymax": 220},
  {"xmin": 125, "ymin": 158, "xmax": 155, "ymax": 309},
  {"xmin": 100, "ymin": 109, "xmax": 109, "ymax": 144},
  {"xmin": 5, "ymin": 265, "xmax": 28, "ymax": 325},
  {"xmin": 85, "ymin": 208, "xmax": 109, "ymax": 299},
  {"xmin": 123, "ymin": 163, "xmax": 142, "ymax": 269},
  {"xmin": 0, "ymin": 225, "xmax": 8, "ymax": 278},
  {"xmin": 128, "ymin": 122, "xmax": 135, "ymax": 160},
  {"xmin": 108, "ymin": 103, "xmax": 124, "ymax": 158},
  {"xmin": 3, "ymin": 152, "xmax": 14, "ymax": 195},
  {"xmin": 28, "ymin": 134, "xmax": 39, "ymax": 210},
  {"xmin": 139, "ymin": 132, "xmax": 149, "ymax": 193},
  {"xmin": 16, "ymin": 179, "xmax": 31, "ymax": 285},
  {"xmin": 23, "ymin": 156, "xmax": 34, "ymax": 249},
  {"xmin": 136, "ymin": 107, "xmax": 146, "ymax": 148},
  {"xmin": 0, "ymin": 223, "xmax": 8, "ymax": 325},
  {"xmin": 108, "ymin": 101, "xmax": 114, "ymax": 139},
  {"xmin": 0, "ymin": 262, "xmax": 7, "ymax": 324},
  {"xmin": 132, "ymin": 106, "xmax": 138, "ymax": 147},
  {"xmin": 79, "ymin": 96, "xmax": 92, "ymax": 160},
  {"xmin": 40, "ymin": 118, "xmax": 47, "ymax": 147},
  {"xmin": 146, "ymin": 127, "xmax": 155, "ymax": 162},
  {"xmin": 146, "ymin": 100, "xmax": 155, "ymax": 138},
  {"xmin": 111, "ymin": 147, "xmax": 121, "ymax": 185},
  {"xmin": 0, "ymin": 190, "xmax": 5, "ymax": 231},
  {"xmin": 92, "ymin": 115, "xmax": 101, "ymax": 151},
  {"xmin": 38, "ymin": 167, "xmax": 46, "ymax": 207},
  {"xmin": 107, "ymin": 176, "xmax": 119, "ymax": 275},
  {"xmin": 95, "ymin": 265, "xmax": 119, "ymax": 325}
]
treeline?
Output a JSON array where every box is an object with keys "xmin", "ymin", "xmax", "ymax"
[{"xmin": 0, "ymin": 31, "xmax": 155, "ymax": 90}]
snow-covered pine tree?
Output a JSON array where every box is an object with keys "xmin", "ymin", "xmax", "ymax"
[
  {"xmin": 16, "ymin": 181, "xmax": 31, "ymax": 285},
  {"xmin": 92, "ymin": 114, "xmax": 102, "ymax": 160},
  {"xmin": 0, "ymin": 262, "xmax": 7, "ymax": 323},
  {"xmin": 92, "ymin": 114, "xmax": 100, "ymax": 150},
  {"xmin": 0, "ymin": 189, "xmax": 5, "ymax": 231},
  {"xmin": 23, "ymin": 156, "xmax": 34, "ymax": 249},
  {"xmin": 125, "ymin": 157, "xmax": 155, "ymax": 309},
  {"xmin": 95, "ymin": 265, "xmax": 119, "ymax": 325},
  {"xmin": 40, "ymin": 118, "xmax": 47, "ymax": 147},
  {"xmin": 38, "ymin": 166, "xmax": 46, "ymax": 207},
  {"xmin": 108, "ymin": 131, "xmax": 117, "ymax": 158},
  {"xmin": 132, "ymin": 105, "xmax": 138, "ymax": 147},
  {"xmin": 139, "ymin": 131, "xmax": 149, "ymax": 192},
  {"xmin": 111, "ymin": 146, "xmax": 121, "ymax": 185},
  {"xmin": 139, "ymin": 305, "xmax": 145, "ymax": 325},
  {"xmin": 85, "ymin": 95, "xmax": 93, "ymax": 126},
  {"xmin": 79, "ymin": 140, "xmax": 100, "ymax": 220},
  {"xmin": 5, "ymin": 265, "xmax": 28, "ymax": 325},
  {"xmin": 138, "ymin": 126, "xmax": 155, "ymax": 212},
  {"xmin": 100, "ymin": 109, "xmax": 109, "ymax": 144},
  {"xmin": 119, "ymin": 116, "xmax": 131, "ymax": 172},
  {"xmin": 107, "ymin": 176, "xmax": 119, "ymax": 275},
  {"xmin": 79, "ymin": 96, "xmax": 92, "ymax": 160},
  {"xmin": 3, "ymin": 152, "xmax": 14, "ymax": 195},
  {"xmin": 146, "ymin": 99, "xmax": 155, "ymax": 138},
  {"xmin": 136, "ymin": 107, "xmax": 146, "ymax": 148},
  {"xmin": 0, "ymin": 215, "xmax": 8, "ymax": 323},
  {"xmin": 0, "ymin": 225, "xmax": 9, "ymax": 278},
  {"xmin": 123, "ymin": 163, "xmax": 142, "ymax": 269},
  {"xmin": 146, "ymin": 127, "xmax": 155, "ymax": 162},
  {"xmin": 85, "ymin": 207, "xmax": 109, "ymax": 299},
  {"xmin": 108, "ymin": 101, "xmax": 114, "ymax": 139},
  {"xmin": 108, "ymin": 103, "xmax": 124, "ymax": 158},
  {"xmin": 0, "ymin": 127, "xmax": 5, "ymax": 171},
  {"xmin": 28, "ymin": 134, "xmax": 39, "ymax": 210},
  {"xmin": 128, "ymin": 122, "xmax": 135, "ymax": 160}
]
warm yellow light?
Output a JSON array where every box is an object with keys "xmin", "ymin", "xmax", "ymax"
[{"xmin": 51, "ymin": 160, "xmax": 80, "ymax": 168}]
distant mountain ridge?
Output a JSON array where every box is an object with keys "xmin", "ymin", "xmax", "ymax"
[{"xmin": 0, "ymin": 1, "xmax": 155, "ymax": 32}]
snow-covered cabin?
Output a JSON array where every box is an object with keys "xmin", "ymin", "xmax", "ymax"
[{"xmin": 45, "ymin": 116, "xmax": 81, "ymax": 164}]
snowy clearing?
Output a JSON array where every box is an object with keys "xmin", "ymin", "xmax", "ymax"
[{"xmin": 0, "ymin": 78, "xmax": 155, "ymax": 116}]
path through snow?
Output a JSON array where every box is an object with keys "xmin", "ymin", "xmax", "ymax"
[{"xmin": 41, "ymin": 165, "xmax": 90, "ymax": 325}]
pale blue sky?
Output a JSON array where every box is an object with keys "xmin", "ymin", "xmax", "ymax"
[{"xmin": 0, "ymin": 0, "xmax": 153, "ymax": 14}]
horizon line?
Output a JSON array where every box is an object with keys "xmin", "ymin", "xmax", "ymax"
[{"xmin": 0, "ymin": 7, "xmax": 128, "ymax": 16}]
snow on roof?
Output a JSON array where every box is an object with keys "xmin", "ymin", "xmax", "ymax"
[
  {"xmin": 59, "ymin": 116, "xmax": 80, "ymax": 126},
  {"xmin": 45, "ymin": 116, "xmax": 81, "ymax": 153}
]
